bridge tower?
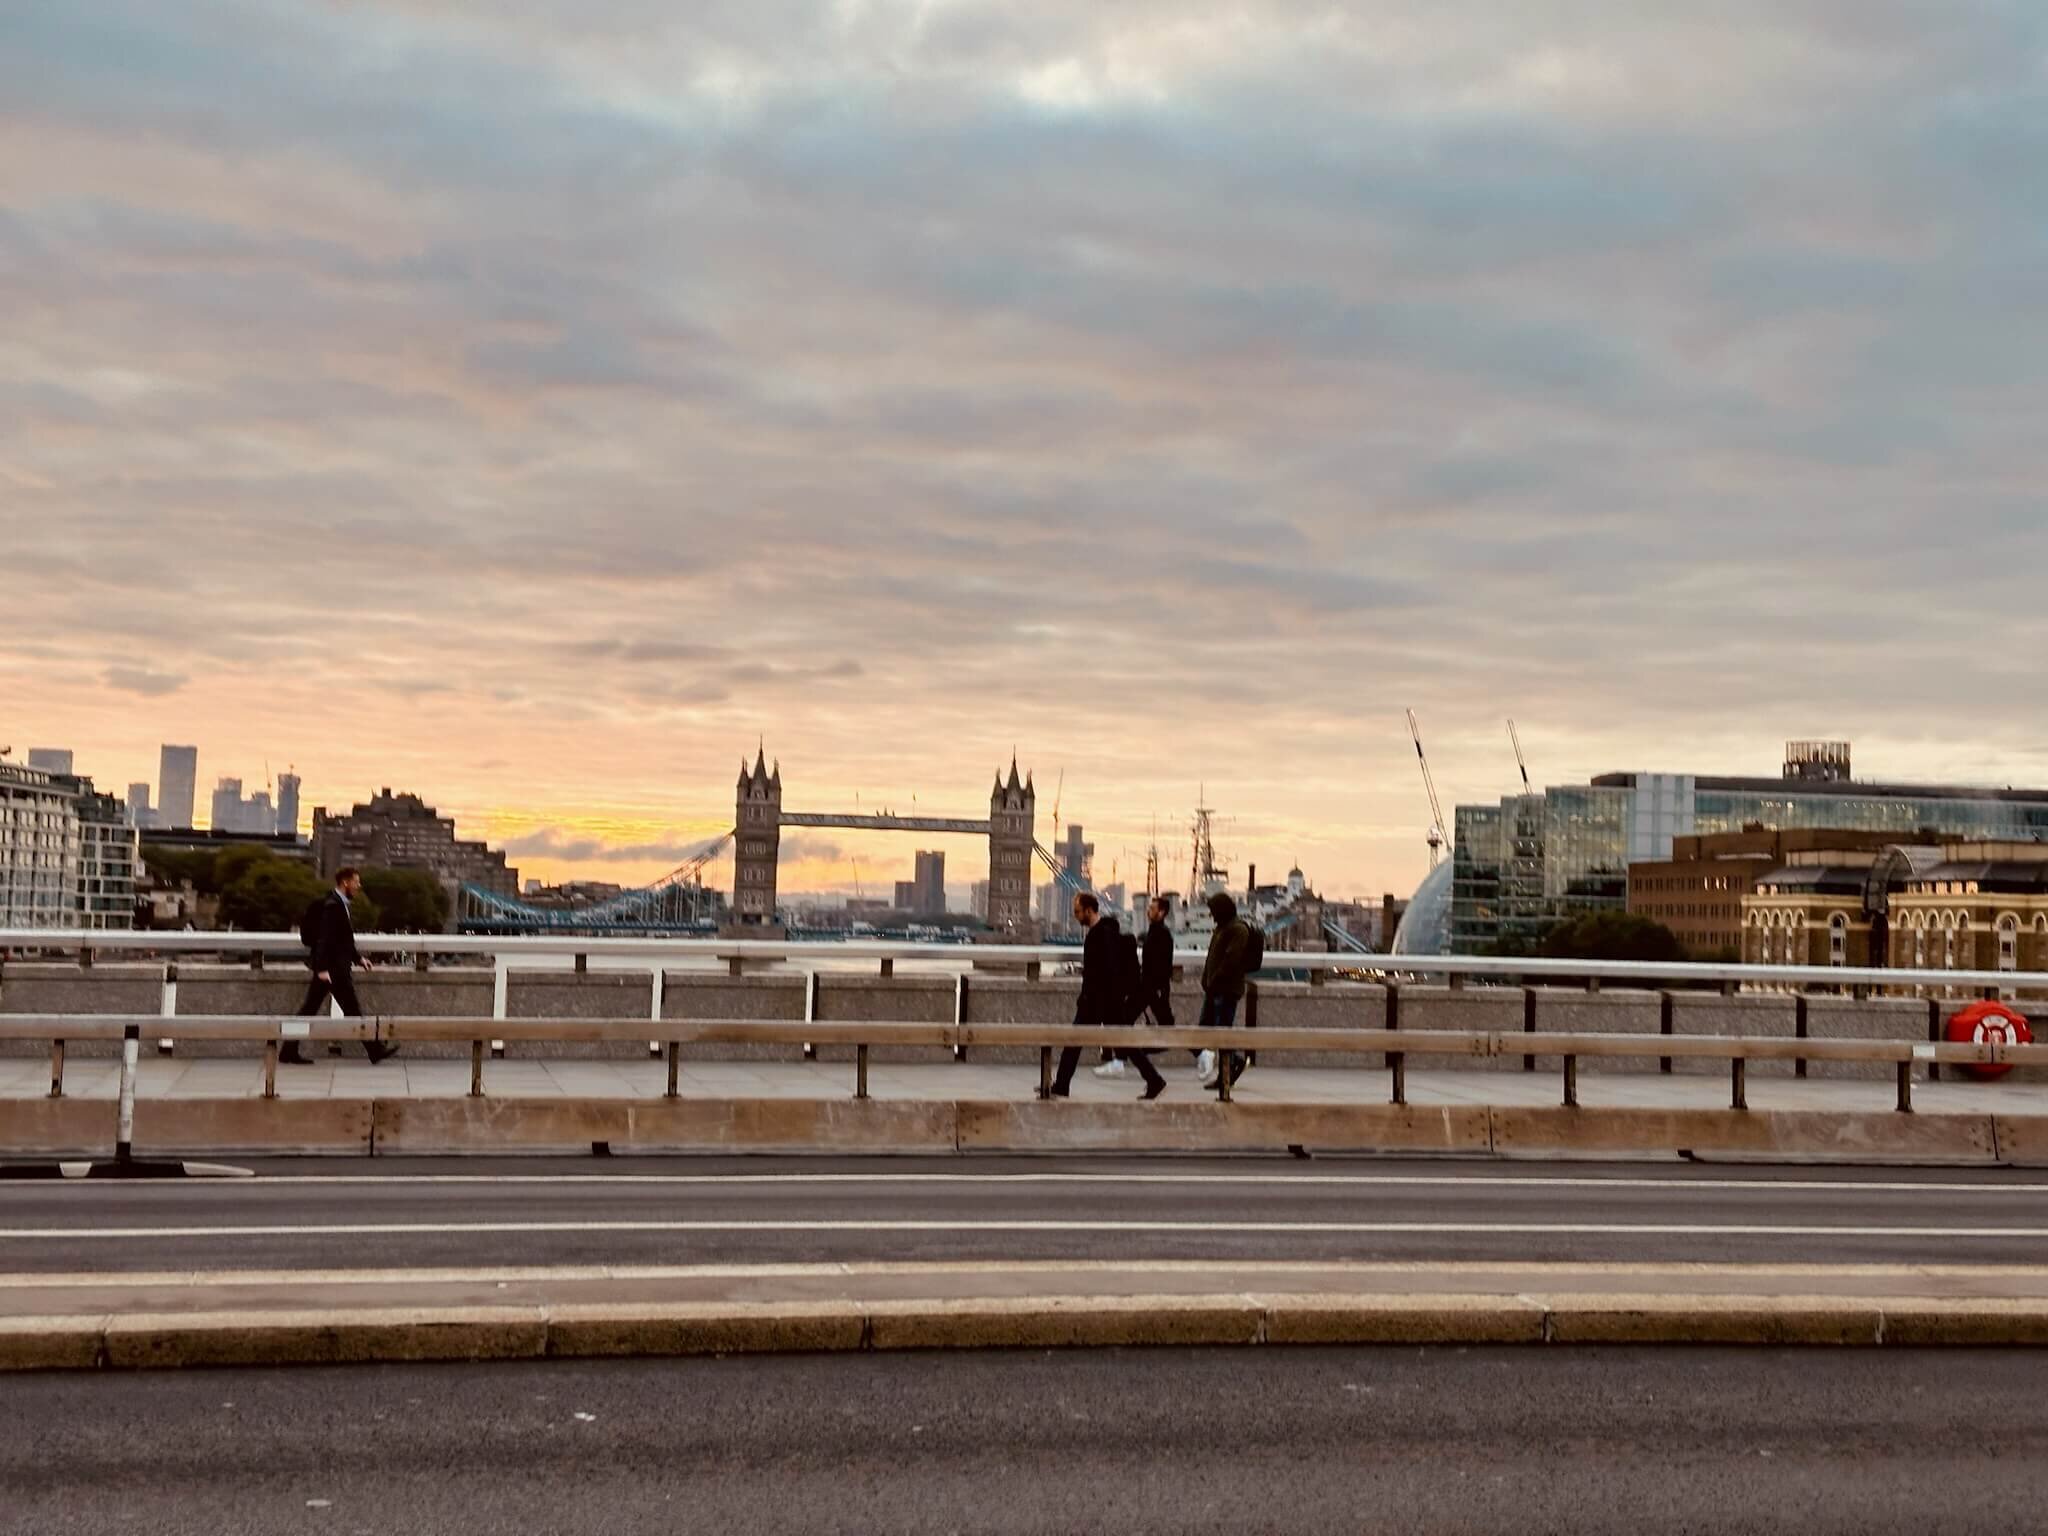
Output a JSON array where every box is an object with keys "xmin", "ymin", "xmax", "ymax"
[
  {"xmin": 732, "ymin": 748, "xmax": 782, "ymax": 926},
  {"xmin": 987, "ymin": 757, "xmax": 1036, "ymax": 935}
]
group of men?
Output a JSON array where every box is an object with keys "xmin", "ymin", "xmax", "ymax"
[
  {"xmin": 281, "ymin": 865, "xmax": 1258, "ymax": 1093},
  {"xmin": 1049, "ymin": 890, "xmax": 1259, "ymax": 1100}
]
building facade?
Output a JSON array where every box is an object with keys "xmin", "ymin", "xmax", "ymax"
[
  {"xmin": 986, "ymin": 761, "xmax": 1036, "ymax": 933},
  {"xmin": 158, "ymin": 745, "xmax": 198, "ymax": 830},
  {"xmin": 276, "ymin": 772, "xmax": 301, "ymax": 837},
  {"xmin": 126, "ymin": 783, "xmax": 154, "ymax": 829},
  {"xmin": 0, "ymin": 763, "xmax": 139, "ymax": 929},
  {"xmin": 27, "ymin": 749, "xmax": 73, "ymax": 775},
  {"xmin": 912, "ymin": 850, "xmax": 945, "ymax": 915},
  {"xmin": 731, "ymin": 751, "xmax": 783, "ymax": 925},
  {"xmin": 310, "ymin": 788, "xmax": 519, "ymax": 904},
  {"xmin": 1887, "ymin": 843, "xmax": 2048, "ymax": 993},
  {"xmin": 1453, "ymin": 742, "xmax": 2048, "ymax": 953}
]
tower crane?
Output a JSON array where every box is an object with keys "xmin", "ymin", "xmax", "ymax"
[
  {"xmin": 1406, "ymin": 709, "xmax": 1448, "ymax": 870},
  {"xmin": 1508, "ymin": 719, "xmax": 1530, "ymax": 790}
]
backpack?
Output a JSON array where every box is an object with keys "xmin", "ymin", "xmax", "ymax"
[
  {"xmin": 1241, "ymin": 917, "xmax": 1266, "ymax": 975},
  {"xmin": 299, "ymin": 896, "xmax": 326, "ymax": 952}
]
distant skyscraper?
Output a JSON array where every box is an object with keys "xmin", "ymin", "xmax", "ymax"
[
  {"xmin": 970, "ymin": 879, "xmax": 990, "ymax": 920},
  {"xmin": 210, "ymin": 777, "xmax": 244, "ymax": 832},
  {"xmin": 913, "ymin": 849, "xmax": 946, "ymax": 914},
  {"xmin": 27, "ymin": 748, "xmax": 73, "ymax": 775},
  {"xmin": 275, "ymin": 771, "xmax": 301, "ymax": 837},
  {"xmin": 126, "ymin": 782, "xmax": 154, "ymax": 828},
  {"xmin": 158, "ymin": 745, "xmax": 197, "ymax": 829}
]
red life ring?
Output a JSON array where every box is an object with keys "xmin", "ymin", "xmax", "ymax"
[{"xmin": 1946, "ymin": 1000, "xmax": 2035, "ymax": 1081}]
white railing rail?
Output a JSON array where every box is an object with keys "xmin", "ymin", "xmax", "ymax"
[{"xmin": 0, "ymin": 928, "xmax": 2043, "ymax": 996}]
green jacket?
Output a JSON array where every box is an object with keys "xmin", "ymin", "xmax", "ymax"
[{"xmin": 1202, "ymin": 919, "xmax": 1252, "ymax": 1001}]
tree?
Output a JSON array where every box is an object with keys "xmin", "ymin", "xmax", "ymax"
[
  {"xmin": 358, "ymin": 867, "xmax": 451, "ymax": 933},
  {"xmin": 216, "ymin": 855, "xmax": 329, "ymax": 935},
  {"xmin": 1538, "ymin": 911, "xmax": 1686, "ymax": 964}
]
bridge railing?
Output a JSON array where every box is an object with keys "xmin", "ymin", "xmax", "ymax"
[{"xmin": 2, "ymin": 928, "xmax": 2045, "ymax": 997}]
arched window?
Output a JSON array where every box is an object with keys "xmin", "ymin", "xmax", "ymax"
[
  {"xmin": 1998, "ymin": 914, "xmax": 2019, "ymax": 975},
  {"xmin": 1828, "ymin": 912, "xmax": 1849, "ymax": 968}
]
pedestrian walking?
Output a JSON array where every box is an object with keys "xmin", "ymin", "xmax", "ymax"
[
  {"xmin": 1195, "ymin": 892, "xmax": 1259, "ymax": 1090},
  {"xmin": 289, "ymin": 866, "xmax": 395, "ymax": 1065},
  {"xmin": 1052, "ymin": 891, "xmax": 1166, "ymax": 1100},
  {"xmin": 1094, "ymin": 894, "xmax": 1178, "ymax": 1080}
]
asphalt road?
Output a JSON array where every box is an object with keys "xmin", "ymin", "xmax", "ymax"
[
  {"xmin": 9, "ymin": 1347, "xmax": 2048, "ymax": 1535},
  {"xmin": 4, "ymin": 1157, "xmax": 2048, "ymax": 1271}
]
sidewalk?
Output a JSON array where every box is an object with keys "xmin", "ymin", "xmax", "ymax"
[{"xmin": 6, "ymin": 1056, "xmax": 2046, "ymax": 1116}]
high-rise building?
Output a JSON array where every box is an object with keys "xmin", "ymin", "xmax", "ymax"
[
  {"xmin": 893, "ymin": 879, "xmax": 918, "ymax": 911},
  {"xmin": 0, "ymin": 762, "xmax": 138, "ymax": 929},
  {"xmin": 210, "ymin": 777, "xmax": 245, "ymax": 833},
  {"xmin": 27, "ymin": 749, "xmax": 73, "ymax": 775},
  {"xmin": 158, "ymin": 745, "xmax": 198, "ymax": 829},
  {"xmin": 275, "ymin": 771, "xmax": 301, "ymax": 837},
  {"xmin": 1450, "ymin": 741, "xmax": 2048, "ymax": 954},
  {"xmin": 125, "ymin": 782, "xmax": 154, "ymax": 829},
  {"xmin": 969, "ymin": 879, "xmax": 991, "ymax": 920},
  {"xmin": 913, "ymin": 849, "xmax": 946, "ymax": 915}
]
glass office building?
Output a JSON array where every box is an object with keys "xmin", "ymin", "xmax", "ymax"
[{"xmin": 1448, "ymin": 745, "xmax": 2048, "ymax": 954}]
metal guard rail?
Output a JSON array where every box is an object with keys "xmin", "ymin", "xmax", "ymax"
[
  {"xmin": 3, "ymin": 929, "xmax": 2047, "ymax": 996},
  {"xmin": 7, "ymin": 1014, "xmax": 2043, "ymax": 1118}
]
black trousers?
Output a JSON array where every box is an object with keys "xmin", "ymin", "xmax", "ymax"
[
  {"xmin": 1054, "ymin": 1019, "xmax": 1164, "ymax": 1095},
  {"xmin": 297, "ymin": 970, "xmax": 376, "ymax": 1057},
  {"xmin": 1101, "ymin": 993, "xmax": 1176, "ymax": 1064}
]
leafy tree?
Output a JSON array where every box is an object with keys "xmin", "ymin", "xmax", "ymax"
[
  {"xmin": 1538, "ymin": 911, "xmax": 1686, "ymax": 964},
  {"xmin": 216, "ymin": 855, "xmax": 329, "ymax": 934},
  {"xmin": 358, "ymin": 867, "xmax": 451, "ymax": 933},
  {"xmin": 139, "ymin": 846, "xmax": 221, "ymax": 894}
]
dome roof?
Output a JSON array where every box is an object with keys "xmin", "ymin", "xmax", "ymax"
[{"xmin": 1390, "ymin": 862, "xmax": 1453, "ymax": 957}]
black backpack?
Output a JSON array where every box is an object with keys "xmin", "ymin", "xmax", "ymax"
[
  {"xmin": 299, "ymin": 896, "xmax": 326, "ymax": 952},
  {"xmin": 1241, "ymin": 917, "xmax": 1266, "ymax": 975}
]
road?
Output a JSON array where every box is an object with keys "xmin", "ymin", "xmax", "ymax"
[
  {"xmin": 8, "ymin": 1347, "xmax": 2048, "ymax": 1534},
  {"xmin": 3, "ymin": 1156, "xmax": 2048, "ymax": 1271}
]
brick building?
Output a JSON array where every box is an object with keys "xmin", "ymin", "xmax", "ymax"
[
  {"xmin": 1887, "ymin": 842, "xmax": 2048, "ymax": 993},
  {"xmin": 311, "ymin": 789, "xmax": 519, "ymax": 904}
]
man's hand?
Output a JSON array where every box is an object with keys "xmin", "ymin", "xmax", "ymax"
[
  {"xmin": 316, "ymin": 971, "xmax": 331, "ymax": 984},
  {"xmin": 359, "ymin": 957, "xmax": 375, "ymax": 970}
]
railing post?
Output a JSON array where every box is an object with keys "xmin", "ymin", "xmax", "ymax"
[
  {"xmin": 157, "ymin": 961, "xmax": 178, "ymax": 1058},
  {"xmin": 1522, "ymin": 987, "xmax": 1537, "ymax": 1073},
  {"xmin": 78, "ymin": 946, "xmax": 94, "ymax": 971},
  {"xmin": 856, "ymin": 1044, "xmax": 870, "ymax": 1100},
  {"xmin": 803, "ymin": 970, "xmax": 819, "ymax": 1062},
  {"xmin": 1386, "ymin": 981, "xmax": 1404, "ymax": 1105},
  {"xmin": 414, "ymin": 949, "xmax": 430, "ymax": 973},
  {"xmin": 1897, "ymin": 1059, "xmax": 1914, "ymax": 1113},
  {"xmin": 879, "ymin": 958, "xmax": 893, "ymax": 979},
  {"xmin": 114, "ymin": 1021, "xmax": 140, "ymax": 1165},
  {"xmin": 1731, "ymin": 1055, "xmax": 1747, "ymax": 1111},
  {"xmin": 48, "ymin": 1039, "xmax": 64, "ymax": 1099},
  {"xmin": 649, "ymin": 965, "xmax": 665, "ymax": 1059},
  {"xmin": 573, "ymin": 952, "xmax": 588, "ymax": 976},
  {"xmin": 1038, "ymin": 1046, "xmax": 1052, "ymax": 1101},
  {"xmin": 470, "ymin": 1039, "xmax": 485, "ymax": 1098},
  {"xmin": 665, "ymin": 1040, "xmax": 680, "ymax": 1099},
  {"xmin": 1659, "ymin": 990, "xmax": 1675, "ymax": 1075},
  {"xmin": 1563, "ymin": 1054, "xmax": 1578, "ymax": 1108},
  {"xmin": 1794, "ymin": 994, "xmax": 1809, "ymax": 1079},
  {"xmin": 263, "ymin": 1041, "xmax": 279, "ymax": 1099},
  {"xmin": 1926, "ymin": 998, "xmax": 1943, "ymax": 1082},
  {"xmin": 491, "ymin": 959, "xmax": 508, "ymax": 1059},
  {"xmin": 953, "ymin": 974, "xmax": 968, "ymax": 1062}
]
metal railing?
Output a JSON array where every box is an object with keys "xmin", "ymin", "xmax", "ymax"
[{"xmin": 3, "ymin": 928, "xmax": 2045, "ymax": 997}]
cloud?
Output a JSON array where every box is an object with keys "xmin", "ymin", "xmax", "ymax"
[
  {"xmin": 102, "ymin": 666, "xmax": 186, "ymax": 697},
  {"xmin": 5, "ymin": 0, "xmax": 2048, "ymax": 902}
]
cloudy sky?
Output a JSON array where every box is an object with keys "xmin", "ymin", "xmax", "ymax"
[{"xmin": 4, "ymin": 0, "xmax": 2045, "ymax": 902}]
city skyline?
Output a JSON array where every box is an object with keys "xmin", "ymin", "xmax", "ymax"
[{"xmin": 5, "ymin": 3, "xmax": 2047, "ymax": 903}]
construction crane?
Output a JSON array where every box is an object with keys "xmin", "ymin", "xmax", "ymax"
[
  {"xmin": 1508, "ymin": 719, "xmax": 1530, "ymax": 790},
  {"xmin": 1406, "ymin": 708, "xmax": 1448, "ymax": 870}
]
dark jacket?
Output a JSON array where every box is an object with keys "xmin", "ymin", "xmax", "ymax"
[
  {"xmin": 1202, "ymin": 918, "xmax": 1252, "ymax": 1001},
  {"xmin": 310, "ymin": 890, "xmax": 365, "ymax": 976},
  {"xmin": 1141, "ymin": 921, "xmax": 1174, "ymax": 1001},
  {"xmin": 1075, "ymin": 914, "xmax": 1125, "ymax": 1025}
]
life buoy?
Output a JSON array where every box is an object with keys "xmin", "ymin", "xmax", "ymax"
[{"xmin": 1946, "ymin": 1000, "xmax": 2035, "ymax": 1082}]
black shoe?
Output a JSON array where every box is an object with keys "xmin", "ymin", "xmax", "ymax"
[
  {"xmin": 364, "ymin": 1042, "xmax": 400, "ymax": 1065},
  {"xmin": 1047, "ymin": 1086, "xmax": 1071, "ymax": 1099},
  {"xmin": 277, "ymin": 1044, "xmax": 311, "ymax": 1066},
  {"xmin": 1140, "ymin": 1080, "xmax": 1166, "ymax": 1101}
]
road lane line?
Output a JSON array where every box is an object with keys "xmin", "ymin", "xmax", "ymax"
[
  {"xmin": 9, "ymin": 1173, "xmax": 2048, "ymax": 1194},
  {"xmin": 6, "ymin": 1220, "xmax": 2048, "ymax": 1241}
]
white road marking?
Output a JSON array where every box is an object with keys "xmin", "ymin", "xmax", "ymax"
[
  {"xmin": 13, "ymin": 1172, "xmax": 2048, "ymax": 1196},
  {"xmin": 4, "ymin": 1220, "xmax": 2048, "ymax": 1241}
]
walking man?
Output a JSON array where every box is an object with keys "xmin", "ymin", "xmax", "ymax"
[
  {"xmin": 289, "ymin": 866, "xmax": 395, "ymax": 1065},
  {"xmin": 1052, "ymin": 891, "xmax": 1166, "ymax": 1100},
  {"xmin": 1196, "ymin": 892, "xmax": 1254, "ymax": 1090}
]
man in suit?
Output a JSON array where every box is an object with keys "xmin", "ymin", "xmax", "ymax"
[
  {"xmin": 1094, "ymin": 893, "xmax": 1180, "ymax": 1080},
  {"xmin": 1050, "ymin": 891, "xmax": 1166, "ymax": 1100},
  {"xmin": 288, "ymin": 866, "xmax": 395, "ymax": 1065}
]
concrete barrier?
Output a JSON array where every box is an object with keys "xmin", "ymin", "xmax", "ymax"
[
  {"xmin": 1527, "ymin": 988, "xmax": 1663, "ymax": 1073},
  {"xmin": 1670, "ymin": 993, "xmax": 1798, "ymax": 1077}
]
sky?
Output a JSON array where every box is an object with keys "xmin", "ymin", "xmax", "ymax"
[{"xmin": 3, "ymin": 0, "xmax": 2046, "ymax": 904}]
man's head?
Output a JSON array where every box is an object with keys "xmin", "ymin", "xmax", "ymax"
[
  {"xmin": 1148, "ymin": 895, "xmax": 1171, "ymax": 926},
  {"xmin": 1071, "ymin": 890, "xmax": 1100, "ymax": 928},
  {"xmin": 1207, "ymin": 892, "xmax": 1237, "ymax": 924},
  {"xmin": 336, "ymin": 866, "xmax": 363, "ymax": 900}
]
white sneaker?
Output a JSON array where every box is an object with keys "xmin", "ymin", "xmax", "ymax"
[
  {"xmin": 1091, "ymin": 1059, "xmax": 1127, "ymax": 1079},
  {"xmin": 1194, "ymin": 1050, "xmax": 1216, "ymax": 1080}
]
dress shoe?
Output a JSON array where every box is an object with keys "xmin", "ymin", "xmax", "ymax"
[
  {"xmin": 277, "ymin": 1044, "xmax": 311, "ymax": 1066},
  {"xmin": 364, "ymin": 1042, "xmax": 400, "ymax": 1065},
  {"xmin": 1140, "ymin": 1080, "xmax": 1166, "ymax": 1101}
]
